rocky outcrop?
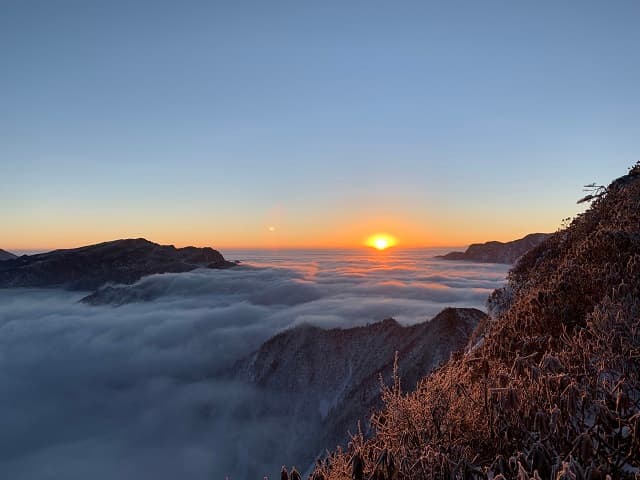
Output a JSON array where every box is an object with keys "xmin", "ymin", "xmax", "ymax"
[
  {"xmin": 236, "ymin": 307, "xmax": 487, "ymax": 470},
  {"xmin": 0, "ymin": 238, "xmax": 235, "ymax": 291},
  {"xmin": 437, "ymin": 232, "xmax": 550, "ymax": 264},
  {"xmin": 0, "ymin": 249, "xmax": 17, "ymax": 261}
]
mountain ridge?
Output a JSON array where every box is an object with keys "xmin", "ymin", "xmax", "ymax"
[
  {"xmin": 0, "ymin": 238, "xmax": 235, "ymax": 291},
  {"xmin": 437, "ymin": 232, "xmax": 550, "ymax": 264},
  {"xmin": 235, "ymin": 307, "xmax": 487, "ymax": 474}
]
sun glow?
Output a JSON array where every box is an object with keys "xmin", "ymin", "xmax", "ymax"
[{"xmin": 365, "ymin": 233, "xmax": 398, "ymax": 250}]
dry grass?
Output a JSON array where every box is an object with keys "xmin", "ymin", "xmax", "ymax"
[{"xmin": 312, "ymin": 163, "xmax": 640, "ymax": 480}]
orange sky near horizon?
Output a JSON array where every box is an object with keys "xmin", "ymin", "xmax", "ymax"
[
  {"xmin": 2, "ymin": 203, "xmax": 573, "ymax": 252},
  {"xmin": 2, "ymin": 166, "xmax": 595, "ymax": 253},
  {"xmin": 1, "ymin": 1, "xmax": 636, "ymax": 257}
]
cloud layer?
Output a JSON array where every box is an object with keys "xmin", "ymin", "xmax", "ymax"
[{"xmin": 0, "ymin": 249, "xmax": 508, "ymax": 479}]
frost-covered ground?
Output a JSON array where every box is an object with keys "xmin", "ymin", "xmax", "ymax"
[{"xmin": 0, "ymin": 248, "xmax": 508, "ymax": 479}]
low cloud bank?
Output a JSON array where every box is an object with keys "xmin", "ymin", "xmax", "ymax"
[{"xmin": 0, "ymin": 250, "xmax": 508, "ymax": 479}]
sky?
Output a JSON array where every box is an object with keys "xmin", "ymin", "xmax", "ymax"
[{"xmin": 1, "ymin": 0, "xmax": 639, "ymax": 250}]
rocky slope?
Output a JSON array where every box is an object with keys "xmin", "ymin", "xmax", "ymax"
[
  {"xmin": 315, "ymin": 163, "xmax": 640, "ymax": 480},
  {"xmin": 0, "ymin": 238, "xmax": 235, "ymax": 291},
  {"xmin": 437, "ymin": 233, "xmax": 550, "ymax": 264},
  {"xmin": 0, "ymin": 249, "xmax": 17, "ymax": 261},
  {"xmin": 236, "ymin": 308, "xmax": 487, "ymax": 470}
]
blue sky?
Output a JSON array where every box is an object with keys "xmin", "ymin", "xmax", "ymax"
[{"xmin": 1, "ymin": 1, "xmax": 639, "ymax": 249}]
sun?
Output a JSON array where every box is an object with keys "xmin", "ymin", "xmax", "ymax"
[
  {"xmin": 365, "ymin": 233, "xmax": 397, "ymax": 250},
  {"xmin": 374, "ymin": 238, "xmax": 388, "ymax": 250}
]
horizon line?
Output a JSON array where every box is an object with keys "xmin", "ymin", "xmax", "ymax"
[{"xmin": 6, "ymin": 244, "xmax": 468, "ymax": 255}]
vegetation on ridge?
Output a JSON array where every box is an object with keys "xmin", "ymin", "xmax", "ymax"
[{"xmin": 312, "ymin": 163, "xmax": 640, "ymax": 480}]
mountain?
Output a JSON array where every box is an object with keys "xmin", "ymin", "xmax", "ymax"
[
  {"xmin": 314, "ymin": 163, "xmax": 640, "ymax": 479},
  {"xmin": 436, "ymin": 232, "xmax": 550, "ymax": 264},
  {"xmin": 236, "ymin": 307, "xmax": 487, "ymax": 471},
  {"xmin": 0, "ymin": 238, "xmax": 235, "ymax": 291},
  {"xmin": 0, "ymin": 249, "xmax": 17, "ymax": 261}
]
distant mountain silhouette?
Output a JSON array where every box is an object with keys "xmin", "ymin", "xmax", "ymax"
[
  {"xmin": 436, "ymin": 232, "xmax": 550, "ymax": 264},
  {"xmin": 0, "ymin": 238, "xmax": 235, "ymax": 291},
  {"xmin": 233, "ymin": 307, "xmax": 487, "ymax": 472},
  {"xmin": 0, "ymin": 249, "xmax": 17, "ymax": 261}
]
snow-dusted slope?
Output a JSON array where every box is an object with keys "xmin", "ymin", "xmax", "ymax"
[{"xmin": 234, "ymin": 307, "xmax": 487, "ymax": 467}]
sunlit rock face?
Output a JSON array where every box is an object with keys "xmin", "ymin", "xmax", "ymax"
[
  {"xmin": 437, "ymin": 233, "xmax": 550, "ymax": 264},
  {"xmin": 234, "ymin": 307, "xmax": 487, "ymax": 469},
  {"xmin": 0, "ymin": 238, "xmax": 234, "ymax": 291}
]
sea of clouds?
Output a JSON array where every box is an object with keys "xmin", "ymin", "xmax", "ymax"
[{"xmin": 0, "ymin": 249, "xmax": 509, "ymax": 479}]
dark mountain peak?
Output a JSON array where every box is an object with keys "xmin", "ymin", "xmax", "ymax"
[
  {"xmin": 0, "ymin": 238, "xmax": 235, "ymax": 291},
  {"xmin": 0, "ymin": 249, "xmax": 17, "ymax": 261},
  {"xmin": 377, "ymin": 317, "xmax": 401, "ymax": 329},
  {"xmin": 49, "ymin": 237, "xmax": 158, "ymax": 254},
  {"xmin": 253, "ymin": 317, "xmax": 403, "ymax": 362},
  {"xmin": 426, "ymin": 307, "xmax": 486, "ymax": 334},
  {"xmin": 437, "ymin": 232, "xmax": 550, "ymax": 264},
  {"xmin": 235, "ymin": 307, "xmax": 487, "ymax": 467}
]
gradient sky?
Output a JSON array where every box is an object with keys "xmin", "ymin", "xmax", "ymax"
[{"xmin": 1, "ymin": 1, "xmax": 639, "ymax": 250}]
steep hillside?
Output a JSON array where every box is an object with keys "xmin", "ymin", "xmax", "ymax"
[
  {"xmin": 0, "ymin": 249, "xmax": 17, "ymax": 261},
  {"xmin": 237, "ymin": 308, "xmax": 486, "ymax": 472},
  {"xmin": 314, "ymin": 163, "xmax": 640, "ymax": 480},
  {"xmin": 437, "ymin": 233, "xmax": 550, "ymax": 264},
  {"xmin": 0, "ymin": 238, "xmax": 234, "ymax": 291}
]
